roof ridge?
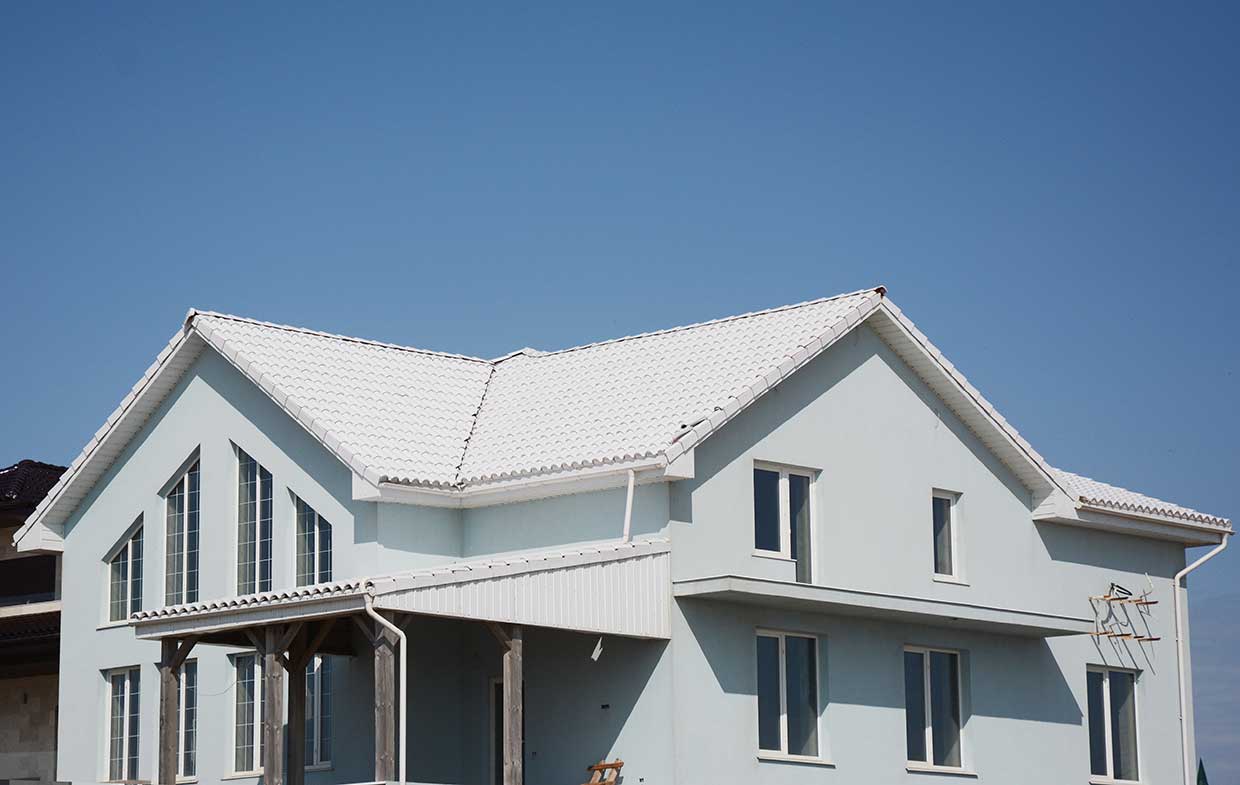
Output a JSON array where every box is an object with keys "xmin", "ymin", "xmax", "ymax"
[
  {"xmin": 185, "ymin": 308, "xmax": 494, "ymax": 365},
  {"xmin": 523, "ymin": 286, "xmax": 886, "ymax": 358}
]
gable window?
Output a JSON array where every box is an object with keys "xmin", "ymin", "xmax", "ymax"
[
  {"xmin": 1088, "ymin": 667, "xmax": 1139, "ymax": 782},
  {"xmin": 108, "ymin": 524, "xmax": 144, "ymax": 622},
  {"xmin": 932, "ymin": 491, "xmax": 957, "ymax": 578},
  {"xmin": 756, "ymin": 631, "xmax": 821, "ymax": 759},
  {"xmin": 753, "ymin": 464, "xmax": 815, "ymax": 583},
  {"xmin": 237, "ymin": 448, "xmax": 273, "ymax": 595},
  {"xmin": 177, "ymin": 660, "xmax": 198, "ymax": 779},
  {"xmin": 106, "ymin": 666, "xmax": 140, "ymax": 782},
  {"xmin": 233, "ymin": 653, "xmax": 265, "ymax": 774},
  {"xmin": 905, "ymin": 646, "xmax": 963, "ymax": 770},
  {"xmin": 295, "ymin": 496, "xmax": 332, "ymax": 586},
  {"xmin": 305, "ymin": 656, "xmax": 333, "ymax": 767},
  {"xmin": 165, "ymin": 461, "xmax": 200, "ymax": 605}
]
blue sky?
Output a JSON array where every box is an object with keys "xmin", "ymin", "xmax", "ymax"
[{"xmin": 3, "ymin": 0, "xmax": 1238, "ymax": 772}]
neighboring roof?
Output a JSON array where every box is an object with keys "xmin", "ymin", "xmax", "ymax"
[
  {"xmin": 0, "ymin": 460, "xmax": 66, "ymax": 513},
  {"xmin": 18, "ymin": 286, "xmax": 1230, "ymax": 543},
  {"xmin": 1053, "ymin": 469, "xmax": 1230, "ymax": 529}
]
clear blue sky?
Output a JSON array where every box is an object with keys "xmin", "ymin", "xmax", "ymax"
[{"xmin": 3, "ymin": 0, "xmax": 1238, "ymax": 768}]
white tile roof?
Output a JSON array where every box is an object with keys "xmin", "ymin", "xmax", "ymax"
[
  {"xmin": 130, "ymin": 578, "xmax": 368, "ymax": 622},
  {"xmin": 1052, "ymin": 469, "xmax": 1229, "ymax": 529}
]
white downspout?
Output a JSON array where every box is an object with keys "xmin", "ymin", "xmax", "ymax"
[
  {"xmin": 622, "ymin": 469, "xmax": 636, "ymax": 542},
  {"xmin": 1174, "ymin": 532, "xmax": 1229, "ymax": 785},
  {"xmin": 365, "ymin": 593, "xmax": 407, "ymax": 785}
]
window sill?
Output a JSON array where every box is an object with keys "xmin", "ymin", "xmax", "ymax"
[
  {"xmin": 932, "ymin": 575, "xmax": 969, "ymax": 587},
  {"xmin": 757, "ymin": 753, "xmax": 835, "ymax": 768},
  {"xmin": 1089, "ymin": 778, "xmax": 1141, "ymax": 785},
  {"xmin": 907, "ymin": 763, "xmax": 979, "ymax": 777},
  {"xmin": 221, "ymin": 773, "xmax": 261, "ymax": 781},
  {"xmin": 97, "ymin": 620, "xmax": 132, "ymax": 631},
  {"xmin": 752, "ymin": 550, "xmax": 795, "ymax": 562},
  {"xmin": 305, "ymin": 764, "xmax": 333, "ymax": 773}
]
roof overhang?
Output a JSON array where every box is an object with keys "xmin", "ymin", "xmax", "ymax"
[
  {"xmin": 1034, "ymin": 505, "xmax": 1229, "ymax": 546},
  {"xmin": 674, "ymin": 575, "xmax": 1094, "ymax": 638}
]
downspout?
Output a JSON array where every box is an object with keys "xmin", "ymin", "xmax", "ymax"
[
  {"xmin": 365, "ymin": 593, "xmax": 407, "ymax": 785},
  {"xmin": 1175, "ymin": 532, "xmax": 1229, "ymax": 785},
  {"xmin": 622, "ymin": 469, "xmax": 636, "ymax": 542}
]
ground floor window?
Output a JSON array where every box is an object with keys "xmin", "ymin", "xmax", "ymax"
[
  {"xmin": 1088, "ymin": 667, "xmax": 1139, "ymax": 782},
  {"xmin": 904, "ymin": 646, "xmax": 963, "ymax": 769},
  {"xmin": 756, "ymin": 630, "xmax": 821, "ymax": 758},
  {"xmin": 233, "ymin": 653, "xmax": 265, "ymax": 774},
  {"xmin": 106, "ymin": 666, "xmax": 140, "ymax": 782},
  {"xmin": 305, "ymin": 655, "xmax": 333, "ymax": 767},
  {"xmin": 177, "ymin": 660, "xmax": 198, "ymax": 778}
]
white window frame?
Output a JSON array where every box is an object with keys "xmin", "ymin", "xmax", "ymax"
[
  {"xmin": 104, "ymin": 666, "xmax": 140, "ymax": 783},
  {"xmin": 752, "ymin": 462, "xmax": 818, "ymax": 581},
  {"xmin": 234, "ymin": 445, "xmax": 274, "ymax": 596},
  {"xmin": 931, "ymin": 490, "xmax": 961, "ymax": 581},
  {"xmin": 230, "ymin": 652, "xmax": 265, "ymax": 776},
  {"xmin": 294, "ymin": 494, "xmax": 332, "ymax": 587},
  {"xmin": 904, "ymin": 645, "xmax": 966, "ymax": 772},
  {"xmin": 163, "ymin": 458, "xmax": 201, "ymax": 606},
  {"xmin": 104, "ymin": 519, "xmax": 144, "ymax": 624},
  {"xmin": 755, "ymin": 628, "xmax": 826, "ymax": 763},
  {"xmin": 176, "ymin": 659, "xmax": 197, "ymax": 781},
  {"xmin": 305, "ymin": 655, "xmax": 332, "ymax": 768},
  {"xmin": 1088, "ymin": 666, "xmax": 1142, "ymax": 784}
]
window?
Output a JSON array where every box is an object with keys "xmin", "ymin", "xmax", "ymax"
[
  {"xmin": 233, "ymin": 653, "xmax": 265, "ymax": 774},
  {"xmin": 932, "ymin": 492, "xmax": 957, "ymax": 578},
  {"xmin": 756, "ymin": 631, "xmax": 821, "ymax": 759},
  {"xmin": 106, "ymin": 666, "xmax": 140, "ymax": 782},
  {"xmin": 295, "ymin": 496, "xmax": 332, "ymax": 586},
  {"xmin": 753, "ymin": 464, "xmax": 815, "ymax": 583},
  {"xmin": 165, "ymin": 461, "xmax": 200, "ymax": 605},
  {"xmin": 237, "ymin": 448, "xmax": 273, "ymax": 595},
  {"xmin": 177, "ymin": 660, "xmax": 198, "ymax": 779},
  {"xmin": 305, "ymin": 656, "xmax": 333, "ymax": 767},
  {"xmin": 108, "ymin": 525, "xmax": 143, "ymax": 622},
  {"xmin": 1088, "ymin": 667, "xmax": 1139, "ymax": 782},
  {"xmin": 905, "ymin": 647, "xmax": 963, "ymax": 769}
]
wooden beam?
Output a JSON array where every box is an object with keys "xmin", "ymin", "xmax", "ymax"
[
  {"xmin": 300, "ymin": 618, "xmax": 336, "ymax": 670},
  {"xmin": 287, "ymin": 645, "xmax": 306, "ymax": 785},
  {"xmin": 503, "ymin": 626, "xmax": 524, "ymax": 785},
  {"xmin": 487, "ymin": 621, "xmax": 511, "ymax": 649},
  {"xmin": 263, "ymin": 627, "xmax": 286, "ymax": 785},
  {"xmin": 157, "ymin": 639, "xmax": 180, "ymax": 785},
  {"xmin": 374, "ymin": 621, "xmax": 397, "ymax": 782},
  {"xmin": 276, "ymin": 621, "xmax": 305, "ymax": 658}
]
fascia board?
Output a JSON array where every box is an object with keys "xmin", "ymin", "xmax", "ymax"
[{"xmin": 1035, "ymin": 506, "xmax": 1229, "ymax": 546}]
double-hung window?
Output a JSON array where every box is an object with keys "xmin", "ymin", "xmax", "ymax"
[
  {"xmin": 237, "ymin": 448, "xmax": 273, "ymax": 595},
  {"xmin": 1087, "ymin": 667, "xmax": 1139, "ymax": 782},
  {"xmin": 756, "ymin": 631, "xmax": 821, "ymax": 759},
  {"xmin": 932, "ymin": 491, "xmax": 958, "ymax": 579},
  {"xmin": 233, "ymin": 653, "xmax": 266, "ymax": 774},
  {"xmin": 753, "ymin": 464, "xmax": 815, "ymax": 583},
  {"xmin": 108, "ymin": 525, "xmax": 144, "ymax": 622},
  {"xmin": 295, "ymin": 496, "xmax": 332, "ymax": 586},
  {"xmin": 177, "ymin": 660, "xmax": 198, "ymax": 779},
  {"xmin": 106, "ymin": 666, "xmax": 140, "ymax": 782},
  {"xmin": 905, "ymin": 646, "xmax": 964, "ymax": 770},
  {"xmin": 305, "ymin": 655, "xmax": 333, "ymax": 767},
  {"xmin": 165, "ymin": 461, "xmax": 200, "ymax": 605}
]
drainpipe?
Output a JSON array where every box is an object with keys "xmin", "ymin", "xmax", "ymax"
[
  {"xmin": 1174, "ymin": 532, "xmax": 1229, "ymax": 785},
  {"xmin": 365, "ymin": 593, "xmax": 407, "ymax": 785},
  {"xmin": 622, "ymin": 469, "xmax": 636, "ymax": 542}
]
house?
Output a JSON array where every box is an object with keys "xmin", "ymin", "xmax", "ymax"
[
  {"xmin": 11, "ymin": 287, "xmax": 1230, "ymax": 785},
  {"xmin": 1, "ymin": 459, "xmax": 67, "ymax": 783}
]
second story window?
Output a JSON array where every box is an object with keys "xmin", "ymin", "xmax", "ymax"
[
  {"xmin": 108, "ymin": 524, "xmax": 143, "ymax": 622},
  {"xmin": 932, "ymin": 491, "xmax": 958, "ymax": 579},
  {"xmin": 295, "ymin": 496, "xmax": 332, "ymax": 586},
  {"xmin": 237, "ymin": 448, "xmax": 273, "ymax": 595},
  {"xmin": 165, "ymin": 461, "xmax": 200, "ymax": 605},
  {"xmin": 1088, "ymin": 667, "xmax": 1139, "ymax": 782},
  {"xmin": 753, "ymin": 464, "xmax": 815, "ymax": 583}
]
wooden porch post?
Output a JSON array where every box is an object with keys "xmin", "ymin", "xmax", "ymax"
[
  {"xmin": 286, "ymin": 626, "xmax": 307, "ymax": 785},
  {"xmin": 158, "ymin": 637, "xmax": 196, "ymax": 785},
  {"xmin": 374, "ymin": 622, "xmax": 398, "ymax": 782},
  {"xmin": 263, "ymin": 627, "xmax": 286, "ymax": 785},
  {"xmin": 502, "ymin": 626, "xmax": 524, "ymax": 785}
]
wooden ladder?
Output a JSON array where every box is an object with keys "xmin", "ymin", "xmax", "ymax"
[{"xmin": 580, "ymin": 759, "xmax": 624, "ymax": 785}]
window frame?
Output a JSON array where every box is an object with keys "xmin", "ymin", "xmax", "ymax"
[
  {"xmin": 1087, "ymin": 665, "xmax": 1142, "ymax": 784},
  {"xmin": 176, "ymin": 659, "xmax": 197, "ymax": 781},
  {"xmin": 931, "ymin": 489, "xmax": 961, "ymax": 581},
  {"xmin": 234, "ymin": 445, "xmax": 274, "ymax": 596},
  {"xmin": 104, "ymin": 665, "xmax": 141, "ymax": 783},
  {"xmin": 163, "ymin": 459, "xmax": 201, "ymax": 606},
  {"xmin": 752, "ymin": 461, "xmax": 818, "ymax": 583},
  {"xmin": 294, "ymin": 494, "xmax": 333, "ymax": 587},
  {"xmin": 904, "ymin": 644, "xmax": 966, "ymax": 772},
  {"xmin": 230, "ymin": 652, "xmax": 265, "ymax": 776},
  {"xmin": 305, "ymin": 655, "xmax": 333, "ymax": 768},
  {"xmin": 104, "ymin": 519, "xmax": 144, "ymax": 624},
  {"xmin": 754, "ymin": 628, "xmax": 827, "ymax": 763}
]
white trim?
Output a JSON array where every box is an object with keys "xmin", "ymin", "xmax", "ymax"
[
  {"xmin": 229, "ymin": 651, "xmax": 264, "ymax": 777},
  {"xmin": 102, "ymin": 665, "xmax": 141, "ymax": 783},
  {"xmin": 755, "ymin": 629, "xmax": 827, "ymax": 762},
  {"xmin": 932, "ymin": 489, "xmax": 961, "ymax": 581},
  {"xmin": 904, "ymin": 645, "xmax": 966, "ymax": 771},
  {"xmin": 1087, "ymin": 665, "xmax": 1141, "ymax": 783},
  {"xmin": 104, "ymin": 519, "xmax": 144, "ymax": 625},
  {"xmin": 233, "ymin": 444, "xmax": 273, "ymax": 596},
  {"xmin": 752, "ymin": 461, "xmax": 819, "ymax": 584},
  {"xmin": 756, "ymin": 753, "xmax": 836, "ymax": 767},
  {"xmin": 163, "ymin": 459, "xmax": 200, "ymax": 607},
  {"xmin": 305, "ymin": 655, "xmax": 333, "ymax": 767},
  {"xmin": 176, "ymin": 659, "xmax": 197, "ymax": 779}
]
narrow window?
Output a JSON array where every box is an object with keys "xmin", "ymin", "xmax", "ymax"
[
  {"xmin": 753, "ymin": 464, "xmax": 816, "ymax": 583},
  {"xmin": 295, "ymin": 496, "xmax": 332, "ymax": 586},
  {"xmin": 305, "ymin": 655, "xmax": 333, "ymax": 766},
  {"xmin": 756, "ymin": 631, "xmax": 821, "ymax": 758},
  {"xmin": 905, "ymin": 647, "xmax": 963, "ymax": 769},
  {"xmin": 237, "ymin": 448, "xmax": 273, "ymax": 595},
  {"xmin": 178, "ymin": 660, "xmax": 198, "ymax": 778},
  {"xmin": 932, "ymin": 492, "xmax": 956, "ymax": 577},
  {"xmin": 165, "ymin": 461, "xmax": 200, "ymax": 605},
  {"xmin": 108, "ymin": 525, "xmax": 144, "ymax": 622},
  {"xmin": 1088, "ymin": 667, "xmax": 1139, "ymax": 782},
  {"xmin": 106, "ymin": 666, "xmax": 141, "ymax": 782},
  {"xmin": 233, "ymin": 653, "xmax": 265, "ymax": 773}
]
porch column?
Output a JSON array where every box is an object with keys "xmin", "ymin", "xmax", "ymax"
[
  {"xmin": 158, "ymin": 637, "xmax": 196, "ymax": 785},
  {"xmin": 374, "ymin": 622, "xmax": 398, "ymax": 782},
  {"xmin": 286, "ymin": 626, "xmax": 307, "ymax": 785},
  {"xmin": 502, "ymin": 626, "xmax": 524, "ymax": 785},
  {"xmin": 263, "ymin": 627, "xmax": 286, "ymax": 785}
]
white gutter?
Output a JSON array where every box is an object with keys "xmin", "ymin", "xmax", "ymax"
[
  {"xmin": 1174, "ymin": 532, "xmax": 1229, "ymax": 785},
  {"xmin": 622, "ymin": 469, "xmax": 636, "ymax": 542},
  {"xmin": 365, "ymin": 593, "xmax": 407, "ymax": 785}
]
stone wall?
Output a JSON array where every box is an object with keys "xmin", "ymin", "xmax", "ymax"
[{"xmin": 0, "ymin": 674, "xmax": 57, "ymax": 782}]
